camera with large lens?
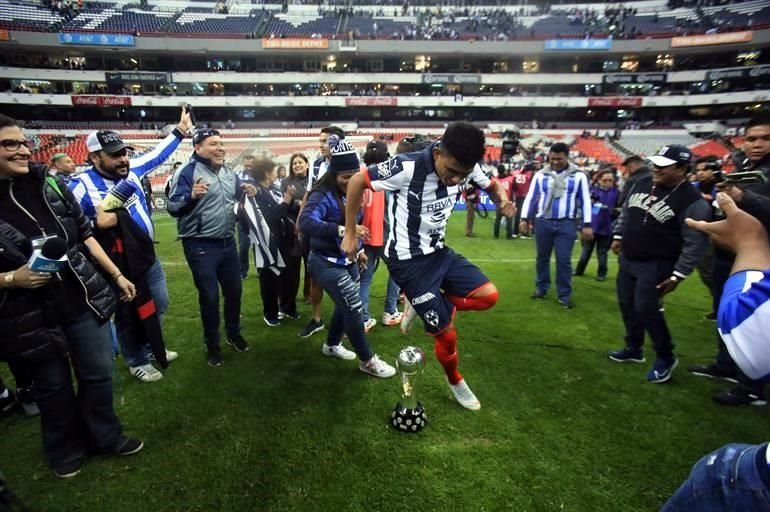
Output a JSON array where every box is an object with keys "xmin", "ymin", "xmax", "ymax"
[{"xmin": 501, "ymin": 130, "xmax": 519, "ymax": 162}]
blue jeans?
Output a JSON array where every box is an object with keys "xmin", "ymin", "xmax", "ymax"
[
  {"xmin": 661, "ymin": 443, "xmax": 770, "ymax": 511},
  {"xmin": 182, "ymin": 237, "xmax": 242, "ymax": 351},
  {"xmin": 116, "ymin": 258, "xmax": 169, "ymax": 367},
  {"xmin": 308, "ymin": 254, "xmax": 374, "ymax": 362},
  {"xmin": 360, "ymin": 246, "xmax": 401, "ymax": 320},
  {"xmin": 31, "ymin": 311, "xmax": 122, "ymax": 468},
  {"xmin": 534, "ymin": 217, "xmax": 578, "ymax": 302}
]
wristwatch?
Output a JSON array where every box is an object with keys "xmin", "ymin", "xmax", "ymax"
[{"xmin": 3, "ymin": 272, "xmax": 14, "ymax": 286}]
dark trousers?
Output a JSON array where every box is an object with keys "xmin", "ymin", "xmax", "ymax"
[
  {"xmin": 182, "ymin": 237, "xmax": 242, "ymax": 350},
  {"xmin": 712, "ymin": 250, "xmax": 764, "ymax": 394},
  {"xmin": 513, "ymin": 196, "xmax": 525, "ymax": 235},
  {"xmin": 575, "ymin": 234, "xmax": 611, "ymax": 277},
  {"xmin": 281, "ymin": 254, "xmax": 301, "ymax": 316},
  {"xmin": 237, "ymin": 223, "xmax": 251, "ymax": 279},
  {"xmin": 2, "ymin": 359, "xmax": 34, "ymax": 391},
  {"xmin": 32, "ymin": 311, "xmax": 122, "ymax": 468},
  {"xmin": 493, "ymin": 210, "xmax": 513, "ymax": 238},
  {"xmin": 616, "ymin": 255, "xmax": 675, "ymax": 360}
]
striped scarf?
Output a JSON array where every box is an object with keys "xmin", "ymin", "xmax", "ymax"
[{"xmin": 238, "ymin": 196, "xmax": 285, "ymax": 276}]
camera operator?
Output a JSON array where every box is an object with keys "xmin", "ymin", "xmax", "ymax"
[
  {"xmin": 693, "ymin": 155, "xmax": 720, "ymax": 317},
  {"xmin": 663, "ymin": 192, "xmax": 770, "ymax": 511},
  {"xmin": 687, "ymin": 115, "xmax": 770, "ymax": 406}
]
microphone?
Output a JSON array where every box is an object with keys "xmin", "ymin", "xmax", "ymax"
[{"xmin": 28, "ymin": 237, "xmax": 68, "ymax": 273}]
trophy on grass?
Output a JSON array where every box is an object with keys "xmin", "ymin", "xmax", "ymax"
[{"xmin": 391, "ymin": 346, "xmax": 427, "ymax": 433}]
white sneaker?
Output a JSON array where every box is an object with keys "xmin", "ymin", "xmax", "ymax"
[
  {"xmin": 321, "ymin": 343, "xmax": 357, "ymax": 360},
  {"xmin": 448, "ymin": 378, "xmax": 481, "ymax": 411},
  {"xmin": 364, "ymin": 318, "xmax": 377, "ymax": 333},
  {"xmin": 382, "ymin": 311, "xmax": 403, "ymax": 326},
  {"xmin": 359, "ymin": 355, "xmax": 396, "ymax": 378},
  {"xmin": 400, "ymin": 301, "xmax": 418, "ymax": 334},
  {"xmin": 129, "ymin": 364, "xmax": 163, "ymax": 383},
  {"xmin": 165, "ymin": 350, "xmax": 179, "ymax": 362}
]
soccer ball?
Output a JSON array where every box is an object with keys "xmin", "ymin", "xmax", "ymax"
[{"xmin": 391, "ymin": 403, "xmax": 427, "ymax": 433}]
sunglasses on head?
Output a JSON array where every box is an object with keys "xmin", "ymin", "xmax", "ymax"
[
  {"xmin": 106, "ymin": 148, "xmax": 128, "ymax": 158},
  {"xmin": 1, "ymin": 139, "xmax": 34, "ymax": 152}
]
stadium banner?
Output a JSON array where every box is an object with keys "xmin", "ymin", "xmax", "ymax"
[
  {"xmin": 544, "ymin": 39, "xmax": 612, "ymax": 51},
  {"xmin": 706, "ymin": 65, "xmax": 770, "ymax": 81},
  {"xmin": 58, "ymin": 32, "xmax": 135, "ymax": 46},
  {"xmin": 344, "ymin": 97, "xmax": 398, "ymax": 107},
  {"xmin": 261, "ymin": 38, "xmax": 329, "ymax": 49},
  {"xmin": 602, "ymin": 73, "xmax": 667, "ymax": 85},
  {"xmin": 587, "ymin": 97, "xmax": 643, "ymax": 107},
  {"xmin": 0, "ymin": 30, "xmax": 9, "ymax": 41},
  {"xmin": 453, "ymin": 192, "xmax": 495, "ymax": 211},
  {"xmin": 671, "ymin": 31, "xmax": 752, "ymax": 48},
  {"xmin": 106, "ymin": 72, "xmax": 170, "ymax": 84},
  {"xmin": 422, "ymin": 73, "xmax": 482, "ymax": 85},
  {"xmin": 71, "ymin": 95, "xmax": 132, "ymax": 107}
]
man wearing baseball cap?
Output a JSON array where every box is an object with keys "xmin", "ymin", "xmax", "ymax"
[
  {"xmin": 608, "ymin": 144, "xmax": 712, "ymax": 384},
  {"xmin": 49, "ymin": 153, "xmax": 77, "ymax": 182},
  {"xmin": 69, "ymin": 106, "xmax": 192, "ymax": 383}
]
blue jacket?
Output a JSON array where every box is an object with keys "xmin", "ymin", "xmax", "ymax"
[
  {"xmin": 167, "ymin": 153, "xmax": 244, "ymax": 239},
  {"xmin": 299, "ymin": 186, "xmax": 361, "ymax": 266},
  {"xmin": 590, "ymin": 186, "xmax": 619, "ymax": 236}
]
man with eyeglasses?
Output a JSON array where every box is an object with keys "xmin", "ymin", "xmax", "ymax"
[
  {"xmin": 69, "ymin": 107, "xmax": 192, "ymax": 383},
  {"xmin": 608, "ymin": 145, "xmax": 711, "ymax": 384},
  {"xmin": 167, "ymin": 128, "xmax": 257, "ymax": 367}
]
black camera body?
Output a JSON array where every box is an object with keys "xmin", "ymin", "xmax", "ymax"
[{"xmin": 713, "ymin": 169, "xmax": 768, "ymax": 185}]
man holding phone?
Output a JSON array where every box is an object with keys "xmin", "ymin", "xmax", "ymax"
[{"xmin": 167, "ymin": 128, "xmax": 257, "ymax": 367}]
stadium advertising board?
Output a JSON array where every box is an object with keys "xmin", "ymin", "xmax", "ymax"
[
  {"xmin": 71, "ymin": 95, "xmax": 132, "ymax": 107},
  {"xmin": 422, "ymin": 73, "xmax": 482, "ymax": 85},
  {"xmin": 544, "ymin": 39, "xmax": 612, "ymax": 51},
  {"xmin": 261, "ymin": 38, "xmax": 329, "ymax": 49},
  {"xmin": 706, "ymin": 65, "xmax": 770, "ymax": 81},
  {"xmin": 0, "ymin": 30, "xmax": 9, "ymax": 41},
  {"xmin": 671, "ymin": 31, "xmax": 752, "ymax": 47},
  {"xmin": 344, "ymin": 97, "xmax": 398, "ymax": 107},
  {"xmin": 106, "ymin": 72, "xmax": 170, "ymax": 84},
  {"xmin": 587, "ymin": 97, "xmax": 643, "ymax": 107},
  {"xmin": 603, "ymin": 73, "xmax": 667, "ymax": 85},
  {"xmin": 58, "ymin": 32, "xmax": 135, "ymax": 46}
]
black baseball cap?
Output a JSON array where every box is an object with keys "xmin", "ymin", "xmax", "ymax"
[
  {"xmin": 648, "ymin": 145, "xmax": 692, "ymax": 167},
  {"xmin": 363, "ymin": 139, "xmax": 389, "ymax": 165},
  {"xmin": 86, "ymin": 130, "xmax": 134, "ymax": 154},
  {"xmin": 193, "ymin": 128, "xmax": 221, "ymax": 145}
]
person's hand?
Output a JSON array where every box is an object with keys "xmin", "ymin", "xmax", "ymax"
[
  {"xmin": 355, "ymin": 224, "xmax": 370, "ymax": 242},
  {"xmin": 581, "ymin": 226, "xmax": 594, "ymax": 241},
  {"xmin": 357, "ymin": 250, "xmax": 368, "ymax": 271},
  {"xmin": 519, "ymin": 221, "xmax": 530, "ymax": 235},
  {"xmin": 715, "ymin": 182, "xmax": 744, "ymax": 203},
  {"xmin": 656, "ymin": 277, "xmax": 680, "ymax": 296},
  {"xmin": 9, "ymin": 266, "xmax": 51, "ymax": 289},
  {"xmin": 499, "ymin": 199, "xmax": 515, "ymax": 218},
  {"xmin": 341, "ymin": 233, "xmax": 358, "ymax": 261},
  {"xmin": 242, "ymin": 183, "xmax": 257, "ymax": 198},
  {"xmin": 283, "ymin": 185, "xmax": 295, "ymax": 204},
  {"xmin": 685, "ymin": 192, "xmax": 766, "ymax": 253},
  {"xmin": 192, "ymin": 178, "xmax": 209, "ymax": 199},
  {"xmin": 116, "ymin": 275, "xmax": 137, "ymax": 302},
  {"xmin": 95, "ymin": 205, "xmax": 118, "ymax": 229},
  {"xmin": 701, "ymin": 193, "xmax": 714, "ymax": 202},
  {"xmin": 177, "ymin": 106, "xmax": 193, "ymax": 134},
  {"xmin": 610, "ymin": 240, "xmax": 622, "ymax": 255}
]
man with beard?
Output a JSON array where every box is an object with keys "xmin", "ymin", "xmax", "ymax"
[{"xmin": 69, "ymin": 107, "xmax": 191, "ymax": 382}]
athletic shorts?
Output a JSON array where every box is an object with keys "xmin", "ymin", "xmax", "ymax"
[{"xmin": 385, "ymin": 247, "xmax": 489, "ymax": 334}]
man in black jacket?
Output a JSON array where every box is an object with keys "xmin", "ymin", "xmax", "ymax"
[
  {"xmin": 688, "ymin": 114, "xmax": 770, "ymax": 406},
  {"xmin": 0, "ymin": 114, "xmax": 141, "ymax": 478},
  {"xmin": 608, "ymin": 145, "xmax": 711, "ymax": 383}
]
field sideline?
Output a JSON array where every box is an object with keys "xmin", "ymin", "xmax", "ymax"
[{"xmin": 1, "ymin": 213, "xmax": 767, "ymax": 512}]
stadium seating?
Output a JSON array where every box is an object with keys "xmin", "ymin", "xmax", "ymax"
[{"xmin": 572, "ymin": 137, "xmax": 624, "ymax": 165}]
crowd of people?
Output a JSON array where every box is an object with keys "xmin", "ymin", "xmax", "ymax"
[{"xmin": 1, "ymin": 109, "xmax": 769, "ymax": 509}]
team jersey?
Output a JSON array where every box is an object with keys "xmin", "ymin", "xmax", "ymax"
[
  {"xmin": 307, "ymin": 158, "xmax": 329, "ymax": 191},
  {"xmin": 364, "ymin": 142, "xmax": 492, "ymax": 261},
  {"xmin": 70, "ymin": 129, "xmax": 183, "ymax": 239},
  {"xmin": 511, "ymin": 169, "xmax": 533, "ymax": 199},
  {"xmin": 499, "ymin": 175, "xmax": 514, "ymax": 201},
  {"xmin": 718, "ymin": 269, "xmax": 770, "ymax": 382}
]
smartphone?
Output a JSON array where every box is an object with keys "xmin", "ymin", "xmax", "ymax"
[{"xmin": 185, "ymin": 103, "xmax": 196, "ymax": 127}]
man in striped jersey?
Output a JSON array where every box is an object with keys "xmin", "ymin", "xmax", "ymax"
[
  {"xmin": 342, "ymin": 122, "xmax": 515, "ymax": 411},
  {"xmin": 69, "ymin": 107, "xmax": 191, "ymax": 382},
  {"xmin": 519, "ymin": 142, "xmax": 593, "ymax": 308}
]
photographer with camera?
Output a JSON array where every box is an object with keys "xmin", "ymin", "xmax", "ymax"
[{"xmin": 688, "ymin": 115, "xmax": 770, "ymax": 406}]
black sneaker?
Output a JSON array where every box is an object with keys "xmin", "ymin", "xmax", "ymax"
[
  {"xmin": 712, "ymin": 385, "xmax": 767, "ymax": 407},
  {"xmin": 595, "ymin": 275, "xmax": 607, "ymax": 282},
  {"xmin": 227, "ymin": 335, "xmax": 250, "ymax": 352},
  {"xmin": 278, "ymin": 311, "xmax": 301, "ymax": 320},
  {"xmin": 114, "ymin": 435, "xmax": 144, "ymax": 456},
  {"xmin": 207, "ymin": 349, "xmax": 223, "ymax": 367},
  {"xmin": 0, "ymin": 388, "xmax": 18, "ymax": 414},
  {"xmin": 530, "ymin": 291, "xmax": 546, "ymax": 300},
  {"xmin": 298, "ymin": 319, "xmax": 324, "ymax": 338},
  {"xmin": 703, "ymin": 311, "xmax": 717, "ymax": 321},
  {"xmin": 558, "ymin": 299, "xmax": 575, "ymax": 309},
  {"xmin": 608, "ymin": 347, "xmax": 646, "ymax": 363},
  {"xmin": 54, "ymin": 457, "xmax": 84, "ymax": 479},
  {"xmin": 687, "ymin": 364, "xmax": 738, "ymax": 384},
  {"xmin": 263, "ymin": 316, "xmax": 281, "ymax": 327}
]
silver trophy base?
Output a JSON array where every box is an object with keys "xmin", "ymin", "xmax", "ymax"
[{"xmin": 391, "ymin": 402, "xmax": 427, "ymax": 433}]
